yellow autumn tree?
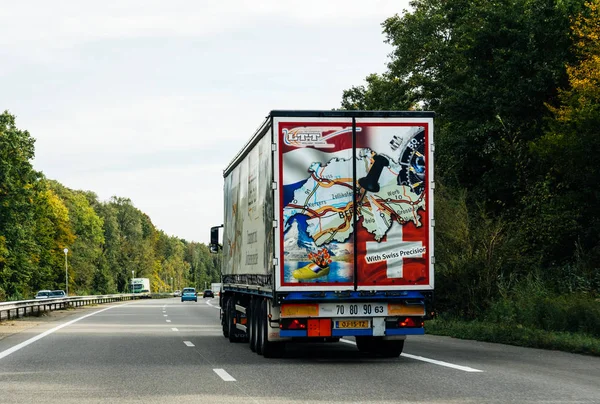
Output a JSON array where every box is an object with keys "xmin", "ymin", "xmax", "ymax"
[
  {"xmin": 536, "ymin": 0, "xmax": 600, "ymax": 292},
  {"xmin": 552, "ymin": 0, "xmax": 600, "ymax": 121}
]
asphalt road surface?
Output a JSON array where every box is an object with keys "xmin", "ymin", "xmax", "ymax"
[{"xmin": 0, "ymin": 298, "xmax": 598, "ymax": 403}]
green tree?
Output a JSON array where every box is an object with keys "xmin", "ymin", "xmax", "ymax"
[
  {"xmin": 108, "ymin": 197, "xmax": 158, "ymax": 291},
  {"xmin": 0, "ymin": 111, "xmax": 216, "ymax": 299},
  {"xmin": 529, "ymin": 0, "xmax": 600, "ymax": 290},
  {"xmin": 49, "ymin": 182, "xmax": 104, "ymax": 294},
  {"xmin": 0, "ymin": 111, "xmax": 41, "ymax": 299},
  {"xmin": 346, "ymin": 0, "xmax": 578, "ymax": 207},
  {"xmin": 30, "ymin": 183, "xmax": 76, "ymax": 291},
  {"xmin": 341, "ymin": 0, "xmax": 589, "ymax": 315},
  {"xmin": 87, "ymin": 196, "xmax": 120, "ymax": 294},
  {"xmin": 342, "ymin": 73, "xmax": 415, "ymax": 110}
]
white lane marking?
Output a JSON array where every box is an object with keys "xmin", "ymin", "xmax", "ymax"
[
  {"xmin": 206, "ymin": 300, "xmax": 221, "ymax": 309},
  {"xmin": 184, "ymin": 341, "xmax": 195, "ymax": 347},
  {"xmin": 0, "ymin": 304, "xmax": 127, "ymax": 361},
  {"xmin": 340, "ymin": 339, "xmax": 484, "ymax": 373},
  {"xmin": 166, "ymin": 320, "xmax": 172, "ymax": 323},
  {"xmin": 171, "ymin": 328, "xmax": 179, "ymax": 332},
  {"xmin": 401, "ymin": 353, "xmax": 483, "ymax": 372},
  {"xmin": 163, "ymin": 314, "xmax": 168, "ymax": 317},
  {"xmin": 213, "ymin": 368, "xmax": 236, "ymax": 381}
]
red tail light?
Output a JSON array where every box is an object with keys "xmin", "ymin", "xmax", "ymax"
[
  {"xmin": 280, "ymin": 318, "xmax": 308, "ymax": 330},
  {"xmin": 398, "ymin": 317, "xmax": 423, "ymax": 327},
  {"xmin": 290, "ymin": 319, "xmax": 307, "ymax": 329}
]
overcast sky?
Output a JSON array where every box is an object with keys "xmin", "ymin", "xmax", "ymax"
[{"xmin": 1, "ymin": 1, "xmax": 410, "ymax": 244}]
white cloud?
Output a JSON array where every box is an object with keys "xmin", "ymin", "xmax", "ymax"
[
  {"xmin": 1, "ymin": 0, "xmax": 411, "ymax": 243},
  {"xmin": 1, "ymin": 1, "xmax": 409, "ymax": 48}
]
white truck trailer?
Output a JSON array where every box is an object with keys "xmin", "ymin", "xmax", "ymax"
[
  {"xmin": 130, "ymin": 278, "xmax": 151, "ymax": 294},
  {"xmin": 211, "ymin": 283, "xmax": 222, "ymax": 296},
  {"xmin": 210, "ymin": 110, "xmax": 434, "ymax": 357}
]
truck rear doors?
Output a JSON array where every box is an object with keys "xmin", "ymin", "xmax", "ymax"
[{"xmin": 274, "ymin": 112, "xmax": 433, "ymax": 292}]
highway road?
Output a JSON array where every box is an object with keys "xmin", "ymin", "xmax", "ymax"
[{"xmin": 0, "ymin": 298, "xmax": 598, "ymax": 403}]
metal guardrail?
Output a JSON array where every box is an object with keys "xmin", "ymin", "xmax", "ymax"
[{"xmin": 0, "ymin": 293, "xmax": 173, "ymax": 322}]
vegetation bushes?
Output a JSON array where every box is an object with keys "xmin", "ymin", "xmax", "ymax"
[
  {"xmin": 426, "ymin": 317, "xmax": 600, "ymax": 356},
  {"xmin": 485, "ymin": 285, "xmax": 600, "ymax": 337}
]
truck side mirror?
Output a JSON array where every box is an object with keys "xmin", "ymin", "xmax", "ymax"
[{"xmin": 209, "ymin": 225, "xmax": 223, "ymax": 253}]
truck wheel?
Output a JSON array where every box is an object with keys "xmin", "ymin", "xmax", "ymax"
[
  {"xmin": 356, "ymin": 336, "xmax": 375, "ymax": 354},
  {"xmin": 249, "ymin": 299, "xmax": 257, "ymax": 352},
  {"xmin": 259, "ymin": 300, "xmax": 285, "ymax": 358},
  {"xmin": 356, "ymin": 337, "xmax": 404, "ymax": 357},
  {"xmin": 228, "ymin": 299, "xmax": 243, "ymax": 343},
  {"xmin": 375, "ymin": 340, "xmax": 404, "ymax": 357},
  {"xmin": 221, "ymin": 299, "xmax": 229, "ymax": 338}
]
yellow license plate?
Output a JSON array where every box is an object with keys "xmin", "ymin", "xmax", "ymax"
[{"xmin": 336, "ymin": 320, "xmax": 369, "ymax": 329}]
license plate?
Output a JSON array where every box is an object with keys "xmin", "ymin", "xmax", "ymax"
[
  {"xmin": 335, "ymin": 320, "xmax": 370, "ymax": 329},
  {"xmin": 319, "ymin": 303, "xmax": 387, "ymax": 317}
]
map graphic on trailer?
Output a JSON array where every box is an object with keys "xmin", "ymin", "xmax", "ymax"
[
  {"xmin": 283, "ymin": 148, "xmax": 424, "ymax": 243},
  {"xmin": 280, "ymin": 123, "xmax": 428, "ymax": 286}
]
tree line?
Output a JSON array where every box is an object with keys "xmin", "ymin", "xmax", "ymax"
[
  {"xmin": 342, "ymin": 0, "xmax": 599, "ymax": 325},
  {"xmin": 0, "ymin": 111, "xmax": 220, "ymax": 300}
]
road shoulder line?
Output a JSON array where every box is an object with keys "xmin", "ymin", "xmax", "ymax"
[
  {"xmin": 340, "ymin": 338, "xmax": 483, "ymax": 372},
  {"xmin": 213, "ymin": 368, "xmax": 236, "ymax": 381}
]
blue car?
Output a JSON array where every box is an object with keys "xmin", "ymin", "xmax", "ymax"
[{"xmin": 181, "ymin": 287, "xmax": 197, "ymax": 302}]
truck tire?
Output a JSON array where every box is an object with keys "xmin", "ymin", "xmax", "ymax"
[
  {"xmin": 249, "ymin": 299, "xmax": 257, "ymax": 352},
  {"xmin": 356, "ymin": 337, "xmax": 404, "ymax": 357},
  {"xmin": 376, "ymin": 340, "xmax": 404, "ymax": 357},
  {"xmin": 356, "ymin": 336, "xmax": 375, "ymax": 354},
  {"xmin": 259, "ymin": 300, "xmax": 285, "ymax": 358}
]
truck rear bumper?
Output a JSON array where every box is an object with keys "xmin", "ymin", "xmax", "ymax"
[{"xmin": 280, "ymin": 328, "xmax": 424, "ymax": 338}]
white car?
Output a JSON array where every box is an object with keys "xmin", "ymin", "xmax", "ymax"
[
  {"xmin": 173, "ymin": 290, "xmax": 181, "ymax": 297},
  {"xmin": 35, "ymin": 290, "xmax": 52, "ymax": 299}
]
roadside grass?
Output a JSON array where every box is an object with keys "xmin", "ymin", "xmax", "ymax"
[{"xmin": 425, "ymin": 317, "xmax": 600, "ymax": 356}]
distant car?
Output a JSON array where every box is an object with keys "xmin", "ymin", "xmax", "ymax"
[
  {"xmin": 203, "ymin": 289, "xmax": 214, "ymax": 298},
  {"xmin": 173, "ymin": 290, "xmax": 181, "ymax": 297},
  {"xmin": 35, "ymin": 290, "xmax": 52, "ymax": 299},
  {"xmin": 50, "ymin": 290, "xmax": 66, "ymax": 297},
  {"xmin": 181, "ymin": 287, "xmax": 197, "ymax": 302}
]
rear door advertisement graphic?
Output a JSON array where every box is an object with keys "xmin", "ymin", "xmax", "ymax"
[
  {"xmin": 279, "ymin": 118, "xmax": 355, "ymax": 290},
  {"xmin": 277, "ymin": 117, "xmax": 432, "ymax": 291},
  {"xmin": 354, "ymin": 119, "xmax": 431, "ymax": 290}
]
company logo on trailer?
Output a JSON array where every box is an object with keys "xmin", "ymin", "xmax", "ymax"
[{"xmin": 283, "ymin": 127, "xmax": 359, "ymax": 148}]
